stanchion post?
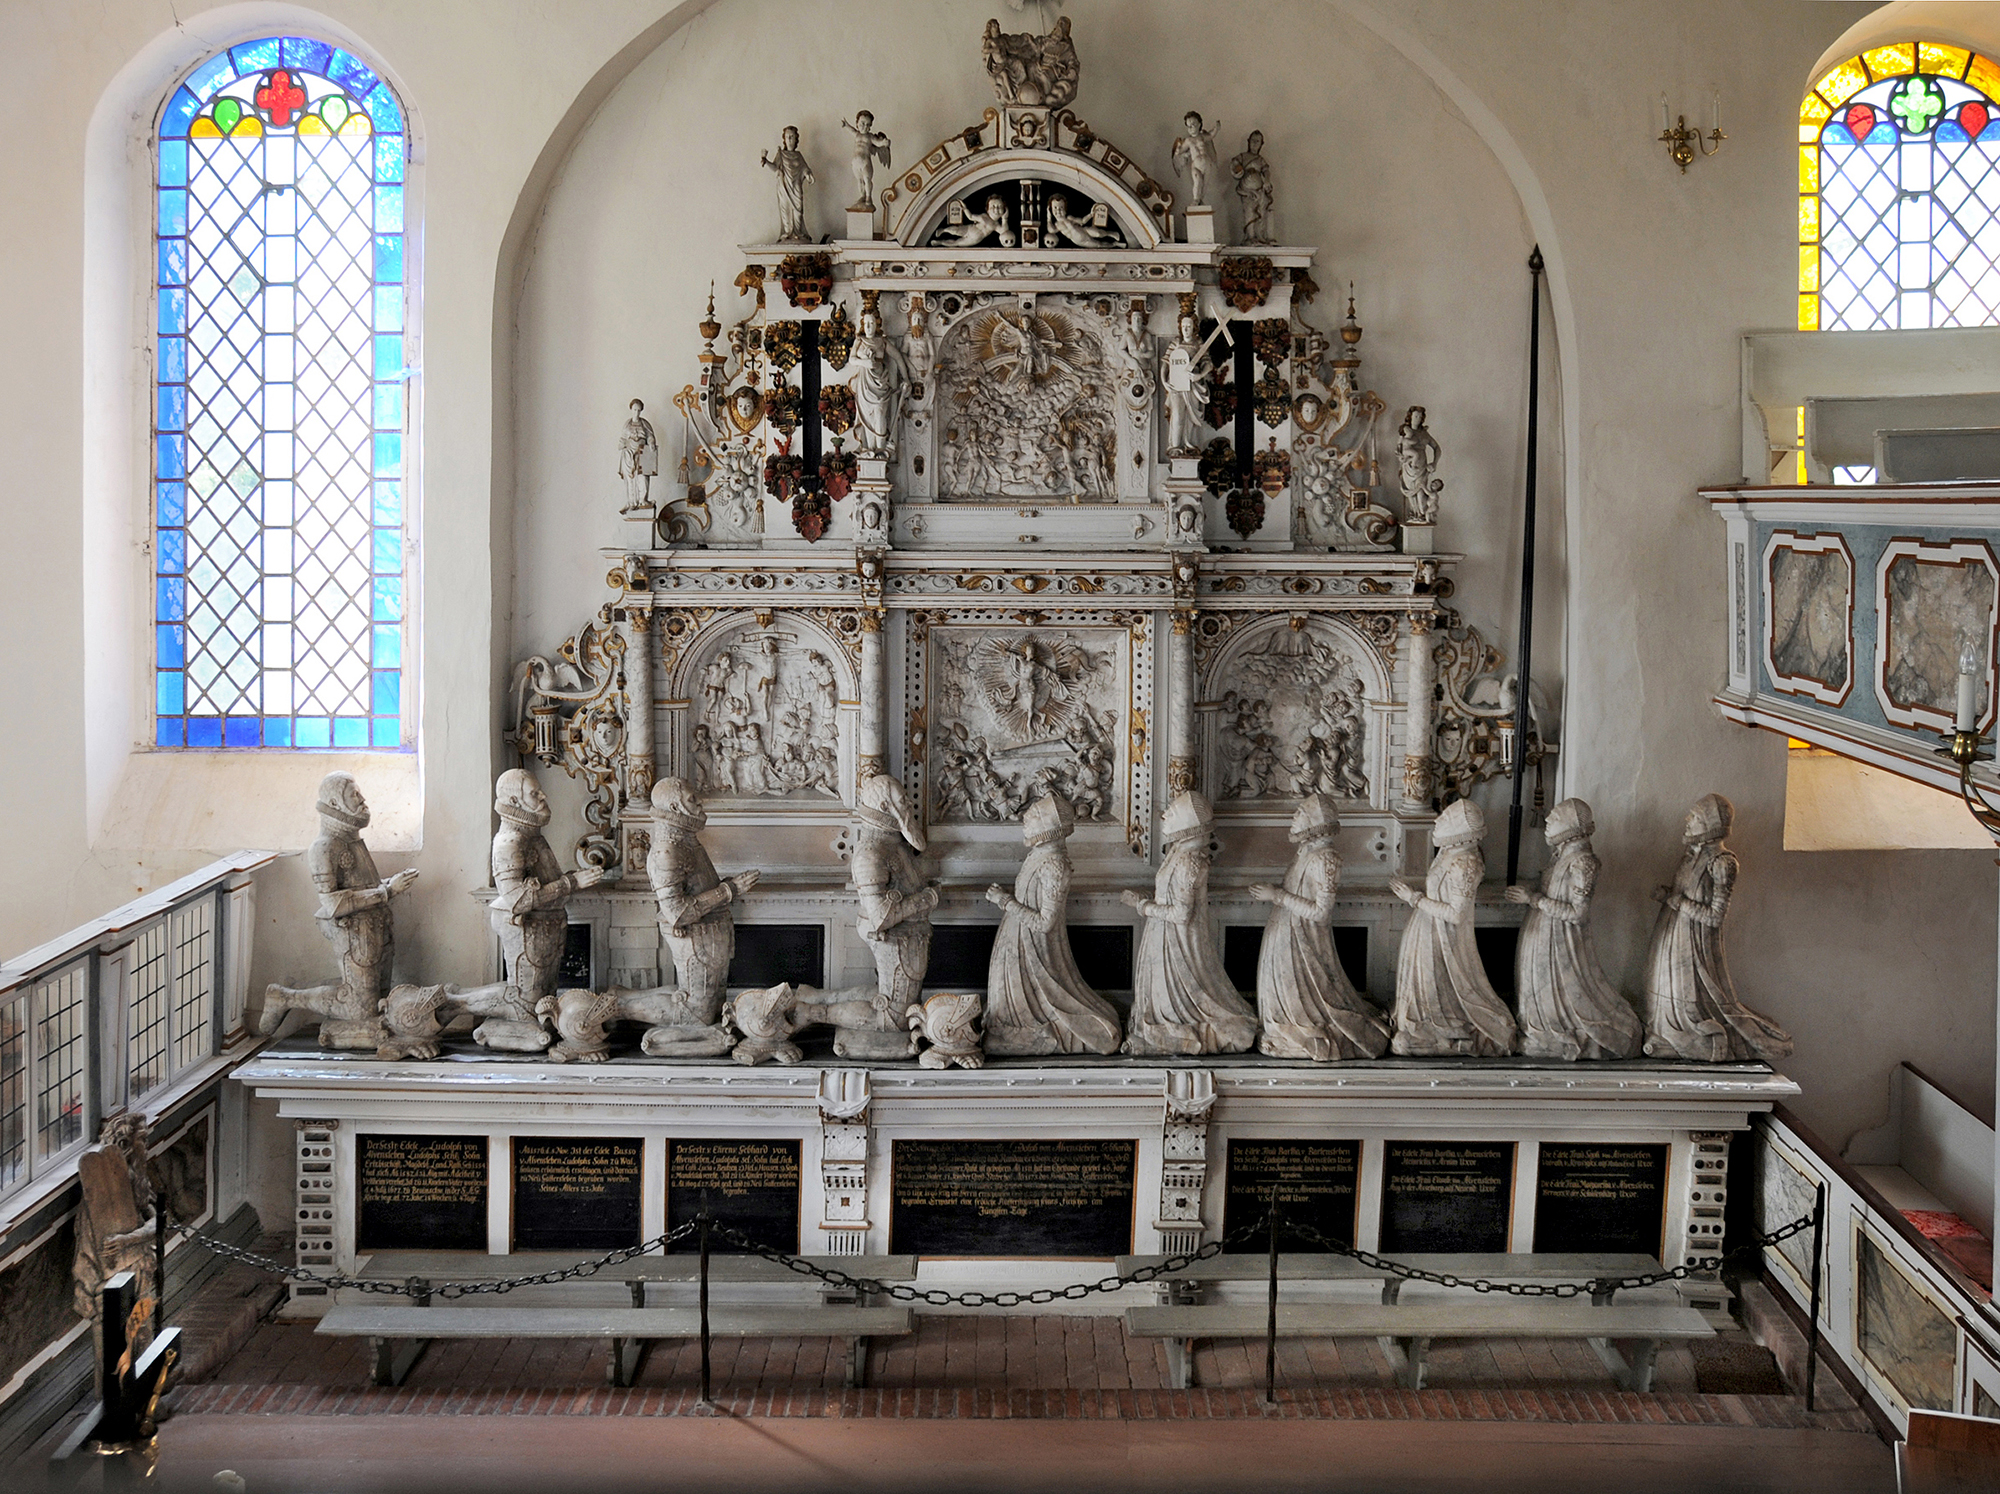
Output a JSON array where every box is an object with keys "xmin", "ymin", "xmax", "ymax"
[
  {"xmin": 154, "ymin": 1198, "xmax": 169, "ymax": 1341},
  {"xmin": 1805, "ymin": 1183, "xmax": 1825, "ymax": 1412},
  {"xmin": 1264, "ymin": 1188, "xmax": 1279, "ymax": 1407},
  {"xmin": 698, "ymin": 1189, "xmax": 714, "ymax": 1408}
]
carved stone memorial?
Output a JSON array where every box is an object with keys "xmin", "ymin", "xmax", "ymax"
[{"xmin": 1378, "ymin": 1140, "xmax": 1516, "ymax": 1255}]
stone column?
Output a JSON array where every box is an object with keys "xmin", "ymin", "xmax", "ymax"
[
  {"xmin": 858, "ymin": 609, "xmax": 887, "ymax": 780},
  {"xmin": 1167, "ymin": 610, "xmax": 1197, "ymax": 794},
  {"xmin": 624, "ymin": 606, "xmax": 655, "ymax": 804},
  {"xmin": 1401, "ymin": 609, "xmax": 1436, "ymax": 809}
]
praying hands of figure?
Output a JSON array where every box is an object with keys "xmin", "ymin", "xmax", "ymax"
[{"xmin": 1389, "ymin": 878, "xmax": 1419, "ymax": 906}]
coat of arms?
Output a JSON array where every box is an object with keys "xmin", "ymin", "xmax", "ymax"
[
  {"xmin": 1220, "ymin": 255, "xmax": 1274, "ymax": 313},
  {"xmin": 821, "ymin": 302, "xmax": 855, "ymax": 370},
  {"xmin": 778, "ymin": 252, "xmax": 834, "ymax": 311}
]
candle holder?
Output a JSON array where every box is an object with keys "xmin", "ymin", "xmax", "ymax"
[
  {"xmin": 1937, "ymin": 727, "xmax": 2000, "ymax": 857},
  {"xmin": 1659, "ymin": 114, "xmax": 1725, "ymax": 174}
]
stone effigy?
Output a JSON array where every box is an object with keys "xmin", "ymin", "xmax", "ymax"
[
  {"xmin": 1122, "ymin": 792, "xmax": 1259, "ymax": 1055},
  {"xmin": 1505, "ymin": 798, "xmax": 1643, "ymax": 1060},
  {"xmin": 909, "ymin": 991, "xmax": 985, "ymax": 1068},
  {"xmin": 1389, "ymin": 798, "xmax": 1517, "ymax": 1056},
  {"xmin": 72, "ymin": 1115, "xmax": 158, "ymax": 1332},
  {"xmin": 1642, "ymin": 794, "xmax": 1793, "ymax": 1063},
  {"xmin": 984, "ymin": 793, "xmax": 1122, "ymax": 1055},
  {"xmin": 1249, "ymin": 795, "xmax": 1390, "ymax": 1060}
]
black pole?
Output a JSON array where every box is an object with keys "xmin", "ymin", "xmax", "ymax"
[
  {"xmin": 698, "ymin": 1190, "xmax": 713, "ymax": 1407},
  {"xmin": 154, "ymin": 1198, "xmax": 169, "ymax": 1341},
  {"xmin": 1506, "ymin": 247, "xmax": 1545, "ymax": 886},
  {"xmin": 1805, "ymin": 1182, "xmax": 1826, "ymax": 1412},
  {"xmin": 1264, "ymin": 1188, "xmax": 1279, "ymax": 1406}
]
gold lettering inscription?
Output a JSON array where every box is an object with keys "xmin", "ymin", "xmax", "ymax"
[
  {"xmin": 1228, "ymin": 1141, "xmax": 1358, "ymax": 1208},
  {"xmin": 668, "ymin": 1141, "xmax": 801, "ymax": 1200},
  {"xmin": 358, "ymin": 1136, "xmax": 485, "ymax": 1207},
  {"xmin": 893, "ymin": 1141, "xmax": 1134, "ymax": 1218},
  {"xmin": 1385, "ymin": 1143, "xmax": 1513, "ymax": 1198},
  {"xmin": 514, "ymin": 1139, "xmax": 640, "ymax": 1198},
  {"xmin": 1537, "ymin": 1145, "xmax": 1663, "ymax": 1204}
]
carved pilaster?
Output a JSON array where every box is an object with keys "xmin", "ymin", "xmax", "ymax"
[
  {"xmin": 858, "ymin": 606, "xmax": 887, "ymax": 779},
  {"xmin": 624, "ymin": 606, "xmax": 655, "ymax": 804},
  {"xmin": 1155, "ymin": 1069, "xmax": 1216, "ymax": 1254},
  {"xmin": 1167, "ymin": 609, "xmax": 1197, "ymax": 798},
  {"xmin": 818, "ymin": 1070, "xmax": 872, "ymax": 1257},
  {"xmin": 1401, "ymin": 608, "xmax": 1436, "ymax": 810},
  {"xmin": 292, "ymin": 1120, "xmax": 339, "ymax": 1312},
  {"xmin": 1676, "ymin": 1130, "xmax": 1733, "ymax": 1308}
]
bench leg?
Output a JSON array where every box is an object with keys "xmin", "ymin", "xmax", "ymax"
[
  {"xmin": 370, "ymin": 1337, "xmax": 427, "ymax": 1388},
  {"xmin": 1589, "ymin": 1336, "xmax": 1660, "ymax": 1393},
  {"xmin": 1381, "ymin": 1336, "xmax": 1428, "ymax": 1391},
  {"xmin": 608, "ymin": 1337, "xmax": 647, "ymax": 1388},
  {"xmin": 629, "ymin": 1282, "xmax": 646, "ymax": 1309},
  {"xmin": 1163, "ymin": 1337, "xmax": 1195, "ymax": 1391},
  {"xmin": 1380, "ymin": 1280, "xmax": 1403, "ymax": 1307},
  {"xmin": 846, "ymin": 1336, "xmax": 871, "ymax": 1390}
]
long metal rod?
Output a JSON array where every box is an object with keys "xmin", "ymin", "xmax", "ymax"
[
  {"xmin": 1264, "ymin": 1189, "xmax": 1279, "ymax": 1406},
  {"xmin": 1805, "ymin": 1182, "xmax": 1825, "ymax": 1412},
  {"xmin": 698, "ymin": 1192, "xmax": 713, "ymax": 1406},
  {"xmin": 1506, "ymin": 247, "xmax": 1546, "ymax": 885},
  {"xmin": 154, "ymin": 1198, "xmax": 169, "ymax": 1341}
]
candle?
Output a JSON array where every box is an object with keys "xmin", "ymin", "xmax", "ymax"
[
  {"xmin": 1956, "ymin": 642, "xmax": 1980, "ymax": 732},
  {"xmin": 1710, "ymin": 91, "xmax": 1721, "ymax": 134},
  {"xmin": 1659, "ymin": 95, "xmax": 1670, "ymax": 135}
]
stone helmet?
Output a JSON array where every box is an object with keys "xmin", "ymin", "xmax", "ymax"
[
  {"xmin": 1543, "ymin": 797, "xmax": 1594, "ymax": 845},
  {"xmin": 1685, "ymin": 792, "xmax": 1733, "ymax": 843},
  {"xmin": 494, "ymin": 768, "xmax": 551, "ymax": 828},
  {"xmin": 1434, "ymin": 796, "xmax": 1485, "ymax": 848},
  {"xmin": 1290, "ymin": 793, "xmax": 1340, "ymax": 843},
  {"xmin": 315, "ymin": 771, "xmax": 370, "ymax": 830},
  {"xmin": 1023, "ymin": 792, "xmax": 1075, "ymax": 845},
  {"xmin": 1161, "ymin": 790, "xmax": 1215, "ymax": 848},
  {"xmin": 650, "ymin": 776, "xmax": 707, "ymax": 832},
  {"xmin": 855, "ymin": 772, "xmax": 925, "ymax": 851}
]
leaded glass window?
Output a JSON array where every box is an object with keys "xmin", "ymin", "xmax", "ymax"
[
  {"xmin": 1801, "ymin": 42, "xmax": 2000, "ymax": 331},
  {"xmin": 154, "ymin": 38, "xmax": 410, "ymax": 750}
]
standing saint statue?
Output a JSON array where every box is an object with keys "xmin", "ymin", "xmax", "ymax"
[
  {"xmin": 1229, "ymin": 130, "xmax": 1275, "ymax": 243},
  {"xmin": 1388, "ymin": 798, "xmax": 1517, "ymax": 1056},
  {"xmin": 1159, "ymin": 307, "xmax": 1211, "ymax": 456},
  {"xmin": 852, "ymin": 304, "xmax": 909, "ymax": 455},
  {"xmin": 1249, "ymin": 795, "xmax": 1390, "ymax": 1061},
  {"xmin": 1121, "ymin": 791, "xmax": 1260, "ymax": 1055},
  {"xmin": 984, "ymin": 793, "xmax": 1122, "ymax": 1055},
  {"xmin": 840, "ymin": 110, "xmax": 891, "ymax": 210},
  {"xmin": 1641, "ymin": 794, "xmax": 1793, "ymax": 1062},
  {"xmin": 760, "ymin": 125, "xmax": 815, "ymax": 244},
  {"xmin": 1504, "ymin": 798, "xmax": 1644, "ymax": 1060},
  {"xmin": 617, "ymin": 398, "xmax": 658, "ymax": 513},
  {"xmin": 1172, "ymin": 111, "xmax": 1221, "ymax": 208},
  {"xmin": 1397, "ymin": 406, "xmax": 1443, "ymax": 524}
]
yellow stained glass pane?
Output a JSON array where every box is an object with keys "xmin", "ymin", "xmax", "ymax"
[
  {"xmin": 1800, "ymin": 244, "xmax": 1819, "ymax": 291},
  {"xmin": 1919, "ymin": 41, "xmax": 1971, "ymax": 79},
  {"xmin": 1799, "ymin": 293, "xmax": 1819, "ymax": 331},
  {"xmin": 1800, "ymin": 92, "xmax": 1832, "ymax": 127},
  {"xmin": 1797, "ymin": 407, "xmax": 1808, "ymax": 485},
  {"xmin": 1800, "ymin": 146, "xmax": 1820, "ymax": 193},
  {"xmin": 229, "ymin": 117, "xmax": 262, "ymax": 138},
  {"xmin": 1863, "ymin": 44, "xmax": 1915, "ymax": 79},
  {"xmin": 336, "ymin": 113, "xmax": 371, "ymax": 137},
  {"xmin": 1816, "ymin": 59, "xmax": 1871, "ymax": 106},
  {"xmin": 296, "ymin": 114, "xmax": 327, "ymax": 136},
  {"xmin": 188, "ymin": 116, "xmax": 221, "ymax": 139},
  {"xmin": 1800, "ymin": 196, "xmax": 1820, "ymax": 246},
  {"xmin": 1967, "ymin": 51, "xmax": 2000, "ymax": 103}
]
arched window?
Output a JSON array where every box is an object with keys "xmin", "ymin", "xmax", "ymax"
[
  {"xmin": 154, "ymin": 39, "xmax": 410, "ymax": 750},
  {"xmin": 1801, "ymin": 42, "xmax": 2000, "ymax": 333}
]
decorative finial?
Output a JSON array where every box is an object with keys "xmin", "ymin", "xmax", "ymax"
[
  {"xmin": 1339, "ymin": 283, "xmax": 1362, "ymax": 346},
  {"xmin": 698, "ymin": 282, "xmax": 721, "ymax": 345}
]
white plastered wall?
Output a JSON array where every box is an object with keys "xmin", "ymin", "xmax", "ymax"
[{"xmin": 0, "ymin": 0, "xmax": 1989, "ymax": 1247}]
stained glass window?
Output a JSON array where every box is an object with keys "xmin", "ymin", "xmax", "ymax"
[
  {"xmin": 154, "ymin": 39, "xmax": 409, "ymax": 750},
  {"xmin": 1800, "ymin": 42, "xmax": 2000, "ymax": 331}
]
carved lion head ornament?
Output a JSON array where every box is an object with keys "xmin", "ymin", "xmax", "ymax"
[
  {"xmin": 854, "ymin": 772, "xmax": 925, "ymax": 852},
  {"xmin": 315, "ymin": 771, "xmax": 370, "ymax": 830}
]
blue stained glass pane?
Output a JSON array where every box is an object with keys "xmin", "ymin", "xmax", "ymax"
[
  {"xmin": 157, "ymin": 385, "xmax": 186, "ymax": 432},
  {"xmin": 262, "ymin": 717, "xmax": 292, "ymax": 746},
  {"xmin": 158, "ymin": 336, "xmax": 186, "ymax": 384},
  {"xmin": 371, "ymin": 670, "xmax": 400, "ymax": 716},
  {"xmin": 1867, "ymin": 122, "xmax": 1897, "ymax": 144},
  {"xmin": 372, "ymin": 577, "xmax": 402, "ymax": 622},
  {"xmin": 281, "ymin": 37, "xmax": 332, "ymax": 75},
  {"xmin": 158, "ymin": 189, "xmax": 187, "ymax": 237},
  {"xmin": 158, "ymin": 287, "xmax": 187, "ymax": 335},
  {"xmin": 373, "ymin": 234, "xmax": 402, "ymax": 283},
  {"xmin": 294, "ymin": 717, "xmax": 331, "ymax": 748},
  {"xmin": 1939, "ymin": 120, "xmax": 1971, "ymax": 142},
  {"xmin": 328, "ymin": 50, "xmax": 379, "ymax": 98},
  {"xmin": 374, "ymin": 286, "xmax": 404, "ymax": 332},
  {"xmin": 230, "ymin": 39, "xmax": 281, "ymax": 75},
  {"xmin": 159, "ymin": 141, "xmax": 187, "ymax": 188},
  {"xmin": 224, "ymin": 716, "xmax": 261, "ymax": 747},
  {"xmin": 372, "ymin": 528, "xmax": 400, "ymax": 574},
  {"xmin": 365, "ymin": 86, "xmax": 403, "ymax": 134},
  {"xmin": 158, "ymin": 530, "xmax": 185, "ymax": 575},
  {"xmin": 375, "ymin": 134, "xmax": 404, "ymax": 183},
  {"xmin": 160, "ymin": 87, "xmax": 200, "ymax": 140},
  {"xmin": 157, "ymin": 237, "xmax": 186, "ymax": 287},
  {"xmin": 374, "ymin": 185, "xmax": 404, "ymax": 233},
  {"xmin": 373, "ymin": 334, "xmax": 402, "ymax": 379},
  {"xmin": 156, "ymin": 434, "xmax": 186, "ymax": 479},
  {"xmin": 157, "ymin": 672, "xmax": 184, "ymax": 716},
  {"xmin": 185, "ymin": 53, "xmax": 235, "ymax": 103},
  {"xmin": 372, "ymin": 623, "xmax": 401, "ymax": 667},
  {"xmin": 157, "ymin": 481, "xmax": 185, "ymax": 527},
  {"xmin": 1822, "ymin": 123, "xmax": 1855, "ymax": 145},
  {"xmin": 158, "ymin": 625, "xmax": 185, "ymax": 668},
  {"xmin": 372, "ymin": 480, "xmax": 401, "ymax": 525},
  {"xmin": 371, "ymin": 716, "xmax": 399, "ymax": 747},
  {"xmin": 332, "ymin": 717, "xmax": 368, "ymax": 748},
  {"xmin": 157, "ymin": 577, "xmax": 184, "ymax": 622},
  {"xmin": 373, "ymin": 382, "xmax": 403, "ymax": 430},
  {"xmin": 186, "ymin": 716, "xmax": 223, "ymax": 748},
  {"xmin": 1983, "ymin": 122, "xmax": 2000, "ymax": 142},
  {"xmin": 155, "ymin": 716, "xmax": 184, "ymax": 747},
  {"xmin": 373, "ymin": 432, "xmax": 402, "ymax": 473}
]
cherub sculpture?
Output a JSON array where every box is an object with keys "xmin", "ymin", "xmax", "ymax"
[
  {"xmin": 1046, "ymin": 193, "xmax": 1125, "ymax": 248},
  {"xmin": 1505, "ymin": 798, "xmax": 1644, "ymax": 1060},
  {"xmin": 985, "ymin": 793, "xmax": 1122, "ymax": 1055},
  {"xmin": 1230, "ymin": 130, "xmax": 1275, "ymax": 243},
  {"xmin": 933, "ymin": 194, "xmax": 1015, "ymax": 248},
  {"xmin": 1172, "ymin": 111, "xmax": 1221, "ymax": 208},
  {"xmin": 841, "ymin": 111, "xmax": 891, "ymax": 211},
  {"xmin": 1389, "ymin": 798, "xmax": 1517, "ymax": 1056},
  {"xmin": 261, "ymin": 772, "xmax": 418, "ymax": 1049},
  {"xmin": 1642, "ymin": 794, "xmax": 1793, "ymax": 1062},
  {"xmin": 617, "ymin": 398, "xmax": 658, "ymax": 513},
  {"xmin": 760, "ymin": 126, "xmax": 815, "ymax": 244},
  {"xmin": 1122, "ymin": 791, "xmax": 1259, "ymax": 1055}
]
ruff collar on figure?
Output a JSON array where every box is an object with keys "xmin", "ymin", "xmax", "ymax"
[
  {"xmin": 495, "ymin": 768, "xmax": 552, "ymax": 828},
  {"xmin": 1543, "ymin": 797, "xmax": 1593, "ymax": 845},
  {"xmin": 315, "ymin": 771, "xmax": 370, "ymax": 830},
  {"xmin": 651, "ymin": 776, "xmax": 708, "ymax": 832}
]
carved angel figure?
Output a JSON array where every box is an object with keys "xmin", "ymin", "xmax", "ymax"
[
  {"xmin": 981, "ymin": 14, "xmax": 1078, "ymax": 108},
  {"xmin": 1389, "ymin": 798, "xmax": 1517, "ymax": 1056},
  {"xmin": 972, "ymin": 633, "xmax": 1108, "ymax": 741},
  {"xmin": 985, "ymin": 794, "xmax": 1123, "ymax": 1055},
  {"xmin": 1504, "ymin": 798, "xmax": 1644, "ymax": 1060},
  {"xmin": 1250, "ymin": 795, "xmax": 1390, "ymax": 1060},
  {"xmin": 1046, "ymin": 193, "xmax": 1125, "ymax": 248},
  {"xmin": 1122, "ymin": 792, "xmax": 1260, "ymax": 1055},
  {"xmin": 617, "ymin": 399, "xmax": 658, "ymax": 512},
  {"xmin": 841, "ymin": 110, "xmax": 891, "ymax": 211},
  {"xmin": 1172, "ymin": 111, "xmax": 1221, "ymax": 209},
  {"xmin": 932, "ymin": 194, "xmax": 1014, "ymax": 248},
  {"xmin": 1641, "ymin": 794, "xmax": 1793, "ymax": 1062},
  {"xmin": 760, "ymin": 126, "xmax": 815, "ymax": 244}
]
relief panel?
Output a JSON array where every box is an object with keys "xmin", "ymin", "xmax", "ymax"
[
  {"xmin": 1199, "ymin": 615, "xmax": 1388, "ymax": 810},
  {"xmin": 1874, "ymin": 538, "xmax": 2000, "ymax": 732},
  {"xmin": 672, "ymin": 615, "xmax": 856, "ymax": 806},
  {"xmin": 937, "ymin": 301, "xmax": 1118, "ymax": 502},
  {"xmin": 1762, "ymin": 530, "xmax": 1853, "ymax": 706}
]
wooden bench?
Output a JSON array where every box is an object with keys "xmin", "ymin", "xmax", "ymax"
[
  {"xmin": 1113, "ymin": 1252, "xmax": 1664, "ymax": 1306},
  {"xmin": 1124, "ymin": 1300, "xmax": 1713, "ymax": 1393},
  {"xmin": 316, "ymin": 1303, "xmax": 914, "ymax": 1389},
  {"xmin": 354, "ymin": 1250, "xmax": 917, "ymax": 1307}
]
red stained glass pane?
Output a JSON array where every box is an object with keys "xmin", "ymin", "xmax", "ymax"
[
  {"xmin": 1845, "ymin": 103, "xmax": 1877, "ymax": 138},
  {"xmin": 1962, "ymin": 101, "xmax": 1991, "ymax": 139}
]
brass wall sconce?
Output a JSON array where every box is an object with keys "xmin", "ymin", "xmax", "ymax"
[
  {"xmin": 1659, "ymin": 94, "xmax": 1725, "ymax": 173},
  {"xmin": 1941, "ymin": 642, "xmax": 2000, "ymax": 860}
]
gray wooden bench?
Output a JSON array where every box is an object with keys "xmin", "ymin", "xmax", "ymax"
[
  {"xmin": 1124, "ymin": 1300, "xmax": 1712, "ymax": 1392},
  {"xmin": 1113, "ymin": 1252, "xmax": 1663, "ymax": 1306},
  {"xmin": 355, "ymin": 1251, "xmax": 916, "ymax": 1307},
  {"xmin": 317, "ymin": 1302, "xmax": 913, "ymax": 1388}
]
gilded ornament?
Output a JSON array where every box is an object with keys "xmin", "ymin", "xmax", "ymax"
[
  {"xmin": 1197, "ymin": 437, "xmax": 1236, "ymax": 498},
  {"xmin": 1251, "ymin": 318, "xmax": 1290, "ymax": 369},
  {"xmin": 1219, "ymin": 256, "xmax": 1275, "ymax": 313},
  {"xmin": 1253, "ymin": 442, "xmax": 1293, "ymax": 497},
  {"xmin": 778, "ymin": 252, "xmax": 834, "ymax": 311},
  {"xmin": 821, "ymin": 302, "xmax": 856, "ymax": 370},
  {"xmin": 1253, "ymin": 369, "xmax": 1290, "ymax": 427},
  {"xmin": 766, "ymin": 321, "xmax": 804, "ymax": 373},
  {"xmin": 1224, "ymin": 486, "xmax": 1266, "ymax": 539},
  {"xmin": 821, "ymin": 448, "xmax": 858, "ymax": 501},
  {"xmin": 765, "ymin": 384, "xmax": 801, "ymax": 435},
  {"xmin": 791, "ymin": 482, "xmax": 833, "ymax": 543},
  {"xmin": 734, "ymin": 264, "xmax": 768, "ymax": 311},
  {"xmin": 818, "ymin": 384, "xmax": 858, "ymax": 436}
]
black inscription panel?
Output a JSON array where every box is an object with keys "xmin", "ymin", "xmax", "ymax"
[
  {"xmin": 728, "ymin": 926, "xmax": 825, "ymax": 989},
  {"xmin": 890, "ymin": 1139, "xmax": 1136, "ymax": 1258},
  {"xmin": 1532, "ymin": 1143, "xmax": 1669, "ymax": 1258},
  {"xmin": 923, "ymin": 926, "xmax": 999, "ymax": 988},
  {"xmin": 666, "ymin": 1139, "xmax": 803, "ymax": 1254},
  {"xmin": 1222, "ymin": 1139, "xmax": 1360, "ymax": 1252},
  {"xmin": 1379, "ymin": 1141, "xmax": 1516, "ymax": 1254},
  {"xmin": 356, "ymin": 1134, "xmax": 488, "ymax": 1252},
  {"xmin": 511, "ymin": 1136, "xmax": 642, "ymax": 1253}
]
